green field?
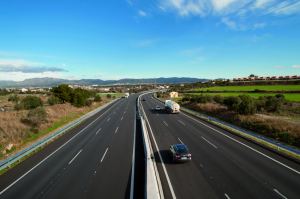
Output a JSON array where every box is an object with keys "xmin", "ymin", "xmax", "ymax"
[
  {"xmin": 97, "ymin": 93, "xmax": 124, "ymax": 98},
  {"xmin": 184, "ymin": 93, "xmax": 300, "ymax": 102},
  {"xmin": 190, "ymin": 85, "xmax": 300, "ymax": 92}
]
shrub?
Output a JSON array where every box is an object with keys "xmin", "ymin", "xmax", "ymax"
[
  {"xmin": 22, "ymin": 107, "xmax": 47, "ymax": 131},
  {"xmin": 8, "ymin": 94, "xmax": 19, "ymax": 102},
  {"xmin": 106, "ymin": 94, "xmax": 112, "ymax": 99},
  {"xmin": 20, "ymin": 96, "xmax": 43, "ymax": 110},
  {"xmin": 238, "ymin": 95, "xmax": 256, "ymax": 115},
  {"xmin": 94, "ymin": 95, "xmax": 102, "ymax": 102},
  {"xmin": 47, "ymin": 96, "xmax": 62, "ymax": 105},
  {"xmin": 85, "ymin": 99, "xmax": 93, "ymax": 106},
  {"xmin": 264, "ymin": 96, "xmax": 284, "ymax": 112},
  {"xmin": 223, "ymin": 96, "xmax": 241, "ymax": 112},
  {"xmin": 213, "ymin": 95, "xmax": 224, "ymax": 104}
]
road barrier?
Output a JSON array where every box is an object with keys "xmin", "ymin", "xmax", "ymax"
[
  {"xmin": 153, "ymin": 95, "xmax": 300, "ymax": 162},
  {"xmin": 0, "ymin": 99, "xmax": 119, "ymax": 172},
  {"xmin": 137, "ymin": 93, "xmax": 163, "ymax": 199}
]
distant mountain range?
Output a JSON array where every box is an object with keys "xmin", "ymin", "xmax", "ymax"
[{"xmin": 0, "ymin": 77, "xmax": 208, "ymax": 88}]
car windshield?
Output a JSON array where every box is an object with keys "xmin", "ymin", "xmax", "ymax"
[{"xmin": 175, "ymin": 145, "xmax": 188, "ymax": 154}]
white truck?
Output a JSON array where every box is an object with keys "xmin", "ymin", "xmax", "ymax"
[
  {"xmin": 124, "ymin": 92, "xmax": 130, "ymax": 98},
  {"xmin": 165, "ymin": 100, "xmax": 180, "ymax": 113}
]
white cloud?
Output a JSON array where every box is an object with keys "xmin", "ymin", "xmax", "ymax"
[
  {"xmin": 0, "ymin": 59, "xmax": 67, "ymax": 73},
  {"xmin": 268, "ymin": 1, "xmax": 300, "ymax": 15},
  {"xmin": 221, "ymin": 17, "xmax": 238, "ymax": 30},
  {"xmin": 159, "ymin": 0, "xmax": 300, "ymax": 16},
  {"xmin": 211, "ymin": 0, "xmax": 239, "ymax": 11},
  {"xmin": 138, "ymin": 10, "xmax": 147, "ymax": 17},
  {"xmin": 254, "ymin": 0, "xmax": 276, "ymax": 9},
  {"xmin": 0, "ymin": 72, "xmax": 64, "ymax": 81}
]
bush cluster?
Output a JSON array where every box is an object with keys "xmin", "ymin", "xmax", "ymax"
[
  {"xmin": 15, "ymin": 96, "xmax": 43, "ymax": 110},
  {"xmin": 51, "ymin": 84, "xmax": 96, "ymax": 107},
  {"xmin": 182, "ymin": 94, "xmax": 286, "ymax": 115},
  {"xmin": 21, "ymin": 107, "xmax": 47, "ymax": 132}
]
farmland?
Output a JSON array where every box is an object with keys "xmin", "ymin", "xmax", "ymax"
[
  {"xmin": 189, "ymin": 85, "xmax": 300, "ymax": 92},
  {"xmin": 184, "ymin": 93, "xmax": 300, "ymax": 102}
]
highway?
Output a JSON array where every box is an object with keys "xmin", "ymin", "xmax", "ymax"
[
  {"xmin": 0, "ymin": 94, "xmax": 137, "ymax": 199},
  {"xmin": 140, "ymin": 93, "xmax": 300, "ymax": 199}
]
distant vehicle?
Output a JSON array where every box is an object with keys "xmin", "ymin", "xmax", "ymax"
[
  {"xmin": 155, "ymin": 105, "xmax": 161, "ymax": 111},
  {"xmin": 165, "ymin": 100, "xmax": 180, "ymax": 113},
  {"xmin": 124, "ymin": 92, "xmax": 129, "ymax": 98},
  {"xmin": 170, "ymin": 144, "xmax": 191, "ymax": 162}
]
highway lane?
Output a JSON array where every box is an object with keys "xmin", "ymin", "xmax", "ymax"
[
  {"xmin": 141, "ymin": 94, "xmax": 300, "ymax": 199},
  {"xmin": 0, "ymin": 94, "xmax": 137, "ymax": 199}
]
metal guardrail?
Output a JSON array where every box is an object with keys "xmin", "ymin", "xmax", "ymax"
[
  {"xmin": 0, "ymin": 99, "xmax": 118, "ymax": 171},
  {"xmin": 153, "ymin": 95, "xmax": 300, "ymax": 161},
  {"xmin": 137, "ymin": 93, "xmax": 163, "ymax": 199}
]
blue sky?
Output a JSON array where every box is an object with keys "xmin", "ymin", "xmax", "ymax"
[{"xmin": 0, "ymin": 0, "xmax": 299, "ymax": 81}]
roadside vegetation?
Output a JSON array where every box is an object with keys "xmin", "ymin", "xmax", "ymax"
[
  {"xmin": 0, "ymin": 84, "xmax": 113, "ymax": 160},
  {"xmin": 160, "ymin": 83, "xmax": 300, "ymax": 148}
]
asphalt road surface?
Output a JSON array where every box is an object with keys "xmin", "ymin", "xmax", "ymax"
[
  {"xmin": 140, "ymin": 93, "xmax": 300, "ymax": 199},
  {"xmin": 0, "ymin": 94, "xmax": 137, "ymax": 199}
]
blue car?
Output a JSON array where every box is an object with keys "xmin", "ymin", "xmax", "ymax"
[{"xmin": 170, "ymin": 144, "xmax": 191, "ymax": 162}]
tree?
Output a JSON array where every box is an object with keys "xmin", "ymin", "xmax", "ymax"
[{"xmin": 51, "ymin": 84, "xmax": 73, "ymax": 103}]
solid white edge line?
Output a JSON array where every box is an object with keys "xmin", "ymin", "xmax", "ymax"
[
  {"xmin": 140, "ymin": 94, "xmax": 176, "ymax": 199},
  {"xmin": 178, "ymin": 138, "xmax": 184, "ymax": 144},
  {"xmin": 68, "ymin": 149, "xmax": 82, "ymax": 165},
  {"xmin": 224, "ymin": 193, "xmax": 231, "ymax": 199},
  {"xmin": 0, "ymin": 99, "xmax": 120, "ymax": 196},
  {"xmin": 100, "ymin": 148, "xmax": 109, "ymax": 163},
  {"xmin": 273, "ymin": 188, "xmax": 288, "ymax": 199},
  {"xmin": 201, "ymin": 136, "xmax": 218, "ymax": 149},
  {"xmin": 181, "ymin": 112, "xmax": 300, "ymax": 175},
  {"xmin": 130, "ymin": 108, "xmax": 137, "ymax": 199}
]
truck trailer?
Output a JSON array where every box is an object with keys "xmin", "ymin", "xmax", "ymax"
[{"xmin": 165, "ymin": 100, "xmax": 180, "ymax": 113}]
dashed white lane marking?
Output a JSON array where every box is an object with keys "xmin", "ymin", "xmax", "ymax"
[
  {"xmin": 182, "ymin": 112, "xmax": 300, "ymax": 175},
  {"xmin": 273, "ymin": 188, "xmax": 288, "ymax": 199},
  {"xmin": 178, "ymin": 137, "xmax": 184, "ymax": 144},
  {"xmin": 224, "ymin": 193, "xmax": 231, "ymax": 199},
  {"xmin": 107, "ymin": 117, "xmax": 111, "ymax": 122},
  {"xmin": 121, "ymin": 116, "xmax": 123, "ymax": 121},
  {"xmin": 115, "ymin": 126, "xmax": 119, "ymax": 134},
  {"xmin": 101, "ymin": 148, "xmax": 109, "ymax": 163},
  {"xmin": 68, "ymin": 149, "xmax": 82, "ymax": 165},
  {"xmin": 96, "ymin": 128, "xmax": 102, "ymax": 135},
  {"xmin": 163, "ymin": 121, "xmax": 168, "ymax": 127},
  {"xmin": 201, "ymin": 136, "xmax": 218, "ymax": 149},
  {"xmin": 177, "ymin": 120, "xmax": 186, "ymax": 126}
]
